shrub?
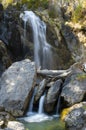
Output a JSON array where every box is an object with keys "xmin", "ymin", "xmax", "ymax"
[{"xmin": 71, "ymin": 0, "xmax": 83, "ymax": 23}]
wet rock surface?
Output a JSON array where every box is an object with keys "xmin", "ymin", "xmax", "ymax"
[{"xmin": 44, "ymin": 79, "xmax": 63, "ymax": 113}]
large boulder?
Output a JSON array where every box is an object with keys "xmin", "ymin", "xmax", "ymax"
[
  {"xmin": 62, "ymin": 102, "xmax": 86, "ymax": 130},
  {"xmin": 0, "ymin": 59, "xmax": 36, "ymax": 117},
  {"xmin": 44, "ymin": 79, "xmax": 63, "ymax": 113},
  {"xmin": 61, "ymin": 66, "xmax": 86, "ymax": 107}
]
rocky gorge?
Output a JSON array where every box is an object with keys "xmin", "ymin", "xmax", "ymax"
[{"xmin": 0, "ymin": 0, "xmax": 86, "ymax": 130}]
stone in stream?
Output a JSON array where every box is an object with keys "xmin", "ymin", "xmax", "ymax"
[
  {"xmin": 0, "ymin": 111, "xmax": 14, "ymax": 129},
  {"xmin": 44, "ymin": 79, "xmax": 63, "ymax": 113},
  {"xmin": 0, "ymin": 59, "xmax": 36, "ymax": 117},
  {"xmin": 5, "ymin": 121, "xmax": 25, "ymax": 130},
  {"xmin": 34, "ymin": 79, "xmax": 46, "ymax": 103}
]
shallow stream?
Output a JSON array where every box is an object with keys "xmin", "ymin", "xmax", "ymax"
[{"xmin": 22, "ymin": 118, "xmax": 65, "ymax": 130}]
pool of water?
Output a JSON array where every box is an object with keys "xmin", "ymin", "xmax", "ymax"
[{"xmin": 21, "ymin": 118, "xmax": 65, "ymax": 130}]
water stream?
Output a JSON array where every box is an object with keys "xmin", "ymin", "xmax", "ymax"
[
  {"xmin": 38, "ymin": 94, "xmax": 45, "ymax": 114},
  {"xmin": 20, "ymin": 11, "xmax": 54, "ymax": 69},
  {"xmin": 26, "ymin": 89, "xmax": 36, "ymax": 116},
  {"xmin": 56, "ymin": 95, "xmax": 61, "ymax": 115}
]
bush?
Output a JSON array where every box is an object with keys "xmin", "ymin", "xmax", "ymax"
[
  {"xmin": 71, "ymin": 3, "xmax": 83, "ymax": 23},
  {"xmin": 21, "ymin": 0, "xmax": 48, "ymax": 9}
]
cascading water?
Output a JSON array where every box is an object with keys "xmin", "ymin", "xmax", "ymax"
[
  {"xmin": 56, "ymin": 95, "xmax": 61, "ymax": 115},
  {"xmin": 20, "ymin": 11, "xmax": 54, "ymax": 69},
  {"xmin": 19, "ymin": 11, "xmax": 59, "ymax": 123},
  {"xmin": 22, "ymin": 93, "xmax": 52, "ymax": 122},
  {"xmin": 26, "ymin": 89, "xmax": 36, "ymax": 116},
  {"xmin": 38, "ymin": 94, "xmax": 45, "ymax": 114}
]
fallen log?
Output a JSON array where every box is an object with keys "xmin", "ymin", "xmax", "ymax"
[{"xmin": 37, "ymin": 68, "xmax": 71, "ymax": 77}]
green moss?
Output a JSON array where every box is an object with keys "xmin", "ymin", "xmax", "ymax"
[
  {"xmin": 61, "ymin": 107, "xmax": 71, "ymax": 121},
  {"xmin": 76, "ymin": 74, "xmax": 86, "ymax": 81}
]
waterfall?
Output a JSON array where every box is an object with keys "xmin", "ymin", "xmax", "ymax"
[
  {"xmin": 26, "ymin": 89, "xmax": 36, "ymax": 116},
  {"xmin": 56, "ymin": 95, "xmax": 61, "ymax": 115},
  {"xmin": 21, "ymin": 93, "xmax": 53, "ymax": 122},
  {"xmin": 20, "ymin": 11, "xmax": 54, "ymax": 69},
  {"xmin": 38, "ymin": 94, "xmax": 45, "ymax": 114}
]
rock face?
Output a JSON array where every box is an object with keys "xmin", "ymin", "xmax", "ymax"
[
  {"xmin": 0, "ymin": 8, "xmax": 23, "ymax": 60},
  {"xmin": 0, "ymin": 59, "xmax": 36, "ymax": 117},
  {"xmin": 60, "ymin": 24, "xmax": 81, "ymax": 61},
  {"xmin": 44, "ymin": 79, "xmax": 62, "ymax": 113},
  {"xmin": 0, "ymin": 40, "xmax": 11, "ymax": 76},
  {"xmin": 64, "ymin": 106, "xmax": 86, "ymax": 130},
  {"xmin": 0, "ymin": 4, "xmax": 3, "ymax": 21},
  {"xmin": 61, "ymin": 71, "xmax": 86, "ymax": 107}
]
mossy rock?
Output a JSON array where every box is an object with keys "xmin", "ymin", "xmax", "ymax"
[
  {"xmin": 61, "ymin": 107, "xmax": 72, "ymax": 121},
  {"xmin": 61, "ymin": 102, "xmax": 86, "ymax": 121},
  {"xmin": 76, "ymin": 73, "xmax": 86, "ymax": 81}
]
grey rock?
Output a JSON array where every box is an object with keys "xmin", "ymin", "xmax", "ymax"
[
  {"xmin": 44, "ymin": 79, "xmax": 62, "ymax": 113},
  {"xmin": 61, "ymin": 72, "xmax": 86, "ymax": 106},
  {"xmin": 5, "ymin": 121, "xmax": 25, "ymax": 130},
  {"xmin": 34, "ymin": 79, "xmax": 46, "ymax": 103},
  {"xmin": 0, "ymin": 59, "xmax": 36, "ymax": 117},
  {"xmin": 65, "ymin": 107, "xmax": 86, "ymax": 130},
  {"xmin": 0, "ymin": 111, "xmax": 14, "ymax": 129}
]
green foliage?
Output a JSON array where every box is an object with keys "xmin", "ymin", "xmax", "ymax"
[
  {"xmin": 1, "ymin": 0, "xmax": 48, "ymax": 9},
  {"xmin": 1, "ymin": 0, "xmax": 13, "ymax": 8},
  {"xmin": 20, "ymin": 0, "xmax": 48, "ymax": 9},
  {"xmin": 71, "ymin": 1, "xmax": 83, "ymax": 23}
]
